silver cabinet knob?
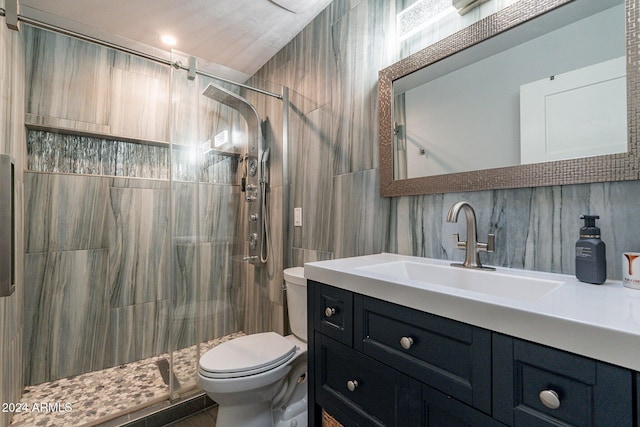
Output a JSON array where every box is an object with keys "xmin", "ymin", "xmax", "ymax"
[
  {"xmin": 324, "ymin": 307, "xmax": 336, "ymax": 317},
  {"xmin": 400, "ymin": 336, "xmax": 414, "ymax": 350},
  {"xmin": 539, "ymin": 390, "xmax": 560, "ymax": 409},
  {"xmin": 346, "ymin": 380, "xmax": 359, "ymax": 392}
]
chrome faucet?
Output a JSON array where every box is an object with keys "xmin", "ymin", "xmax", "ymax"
[{"xmin": 446, "ymin": 201, "xmax": 495, "ymax": 270}]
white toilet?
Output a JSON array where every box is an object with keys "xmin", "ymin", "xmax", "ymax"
[{"xmin": 198, "ymin": 267, "xmax": 308, "ymax": 427}]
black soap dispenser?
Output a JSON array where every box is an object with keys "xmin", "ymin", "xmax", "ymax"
[{"xmin": 575, "ymin": 215, "xmax": 606, "ymax": 284}]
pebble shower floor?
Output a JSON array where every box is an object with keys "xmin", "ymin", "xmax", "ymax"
[{"xmin": 9, "ymin": 332, "xmax": 245, "ymax": 427}]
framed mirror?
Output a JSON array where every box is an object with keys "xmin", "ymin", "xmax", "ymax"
[{"xmin": 379, "ymin": 0, "xmax": 640, "ymax": 197}]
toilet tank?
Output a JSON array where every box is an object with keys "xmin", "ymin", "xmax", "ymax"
[{"xmin": 284, "ymin": 267, "xmax": 307, "ymax": 342}]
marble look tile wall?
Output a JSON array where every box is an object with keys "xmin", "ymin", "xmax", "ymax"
[
  {"xmin": 332, "ymin": 170, "xmax": 391, "ymax": 259},
  {"xmin": 254, "ymin": 0, "xmax": 396, "ymax": 264},
  {"xmin": 290, "ymin": 103, "xmax": 334, "ymax": 254},
  {"xmin": 252, "ymin": 0, "xmax": 640, "ymax": 281},
  {"xmin": 107, "ymin": 186, "xmax": 170, "ymax": 307},
  {"xmin": 24, "ymin": 25, "xmax": 170, "ymax": 142},
  {"xmin": 330, "ymin": 0, "xmax": 392, "ymax": 176},
  {"xmin": 23, "ymin": 171, "xmax": 243, "ymax": 384},
  {"xmin": 0, "ymin": 16, "xmax": 25, "ymax": 427},
  {"xmin": 24, "ymin": 172, "xmax": 109, "ymax": 252},
  {"xmin": 24, "ymin": 250, "xmax": 110, "ymax": 384}
]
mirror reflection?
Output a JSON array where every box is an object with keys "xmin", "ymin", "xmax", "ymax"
[{"xmin": 392, "ymin": 0, "xmax": 625, "ymax": 180}]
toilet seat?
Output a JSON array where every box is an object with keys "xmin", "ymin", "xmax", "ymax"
[{"xmin": 199, "ymin": 332, "xmax": 297, "ymax": 379}]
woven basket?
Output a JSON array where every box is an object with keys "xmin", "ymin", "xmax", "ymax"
[{"xmin": 322, "ymin": 410, "xmax": 344, "ymax": 427}]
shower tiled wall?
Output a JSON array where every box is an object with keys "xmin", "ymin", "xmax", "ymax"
[
  {"xmin": 253, "ymin": 0, "xmax": 640, "ymax": 277},
  {"xmin": 21, "ymin": 25, "xmax": 279, "ymax": 387},
  {"xmin": 0, "ymin": 13, "xmax": 26, "ymax": 427},
  {"xmin": 22, "ymin": 165, "xmax": 244, "ymax": 384},
  {"xmin": 24, "ymin": 26, "xmax": 170, "ymax": 141}
]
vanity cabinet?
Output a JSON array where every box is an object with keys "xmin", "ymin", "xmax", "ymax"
[
  {"xmin": 308, "ymin": 280, "xmax": 637, "ymax": 427},
  {"xmin": 309, "ymin": 280, "xmax": 499, "ymax": 427}
]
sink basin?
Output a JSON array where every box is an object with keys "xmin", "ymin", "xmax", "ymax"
[{"xmin": 357, "ymin": 261, "xmax": 564, "ymax": 302}]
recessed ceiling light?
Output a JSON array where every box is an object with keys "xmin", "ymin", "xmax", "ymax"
[{"xmin": 160, "ymin": 35, "xmax": 177, "ymax": 46}]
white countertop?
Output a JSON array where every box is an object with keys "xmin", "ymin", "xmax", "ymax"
[{"xmin": 305, "ymin": 253, "xmax": 640, "ymax": 372}]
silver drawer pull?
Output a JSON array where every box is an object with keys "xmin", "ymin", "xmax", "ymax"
[
  {"xmin": 324, "ymin": 307, "xmax": 336, "ymax": 317},
  {"xmin": 400, "ymin": 336, "xmax": 414, "ymax": 350},
  {"xmin": 347, "ymin": 380, "xmax": 359, "ymax": 392},
  {"xmin": 539, "ymin": 389, "xmax": 560, "ymax": 409}
]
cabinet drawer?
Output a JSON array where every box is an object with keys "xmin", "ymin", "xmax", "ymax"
[
  {"xmin": 312, "ymin": 281, "xmax": 353, "ymax": 346},
  {"xmin": 315, "ymin": 333, "xmax": 411, "ymax": 427},
  {"xmin": 354, "ymin": 295, "xmax": 491, "ymax": 413},
  {"xmin": 420, "ymin": 385, "xmax": 506, "ymax": 427},
  {"xmin": 493, "ymin": 334, "xmax": 633, "ymax": 426}
]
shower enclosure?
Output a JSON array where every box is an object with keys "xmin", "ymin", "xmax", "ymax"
[{"xmin": 16, "ymin": 25, "xmax": 287, "ymax": 426}]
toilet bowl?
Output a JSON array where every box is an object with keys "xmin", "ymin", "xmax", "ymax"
[{"xmin": 198, "ymin": 267, "xmax": 308, "ymax": 427}]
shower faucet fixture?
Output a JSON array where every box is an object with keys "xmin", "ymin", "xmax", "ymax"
[{"xmin": 202, "ymin": 82, "xmax": 270, "ymax": 266}]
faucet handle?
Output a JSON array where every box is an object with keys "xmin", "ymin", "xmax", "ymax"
[
  {"xmin": 476, "ymin": 234, "xmax": 495, "ymax": 253},
  {"xmin": 486, "ymin": 233, "xmax": 495, "ymax": 253},
  {"xmin": 453, "ymin": 233, "xmax": 467, "ymax": 249}
]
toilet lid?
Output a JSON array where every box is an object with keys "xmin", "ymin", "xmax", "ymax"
[{"xmin": 199, "ymin": 332, "xmax": 297, "ymax": 378}]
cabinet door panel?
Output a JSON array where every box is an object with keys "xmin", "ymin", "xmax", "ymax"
[
  {"xmin": 493, "ymin": 333, "xmax": 633, "ymax": 427},
  {"xmin": 315, "ymin": 333, "xmax": 411, "ymax": 427},
  {"xmin": 312, "ymin": 281, "xmax": 353, "ymax": 346},
  {"xmin": 355, "ymin": 295, "xmax": 491, "ymax": 413}
]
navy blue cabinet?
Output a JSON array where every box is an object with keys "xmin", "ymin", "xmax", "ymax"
[
  {"xmin": 309, "ymin": 281, "xmax": 496, "ymax": 427},
  {"xmin": 308, "ymin": 280, "xmax": 637, "ymax": 427}
]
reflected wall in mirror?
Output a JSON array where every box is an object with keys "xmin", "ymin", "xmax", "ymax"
[{"xmin": 379, "ymin": 0, "xmax": 640, "ymax": 197}]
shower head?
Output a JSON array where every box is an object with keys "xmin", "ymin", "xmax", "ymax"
[
  {"xmin": 202, "ymin": 83, "xmax": 260, "ymax": 131},
  {"xmin": 202, "ymin": 82, "xmax": 264, "ymax": 156}
]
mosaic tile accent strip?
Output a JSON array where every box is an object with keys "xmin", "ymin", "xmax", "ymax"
[
  {"xmin": 26, "ymin": 130, "xmax": 238, "ymax": 184},
  {"xmin": 27, "ymin": 130, "xmax": 169, "ymax": 180},
  {"xmin": 10, "ymin": 332, "xmax": 245, "ymax": 427}
]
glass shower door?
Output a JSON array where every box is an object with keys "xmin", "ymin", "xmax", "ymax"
[{"xmin": 169, "ymin": 55, "xmax": 244, "ymax": 398}]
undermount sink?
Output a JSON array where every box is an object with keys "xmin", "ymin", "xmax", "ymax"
[{"xmin": 356, "ymin": 260, "xmax": 564, "ymax": 302}]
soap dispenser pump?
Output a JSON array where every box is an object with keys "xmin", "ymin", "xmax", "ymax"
[{"xmin": 575, "ymin": 214, "xmax": 606, "ymax": 284}]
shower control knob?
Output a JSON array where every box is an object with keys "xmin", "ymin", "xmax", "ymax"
[
  {"xmin": 248, "ymin": 158, "xmax": 258, "ymax": 176},
  {"xmin": 246, "ymin": 184, "xmax": 256, "ymax": 191},
  {"xmin": 246, "ymin": 195, "xmax": 256, "ymax": 202},
  {"xmin": 347, "ymin": 380, "xmax": 359, "ymax": 392},
  {"xmin": 324, "ymin": 307, "xmax": 336, "ymax": 317},
  {"xmin": 400, "ymin": 336, "xmax": 414, "ymax": 350},
  {"xmin": 249, "ymin": 214, "xmax": 259, "ymax": 222}
]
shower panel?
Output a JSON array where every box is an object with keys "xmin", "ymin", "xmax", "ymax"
[{"xmin": 201, "ymin": 83, "xmax": 268, "ymax": 265}]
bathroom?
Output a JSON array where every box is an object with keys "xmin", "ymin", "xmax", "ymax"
[{"xmin": 1, "ymin": 0, "xmax": 640, "ymax": 426}]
